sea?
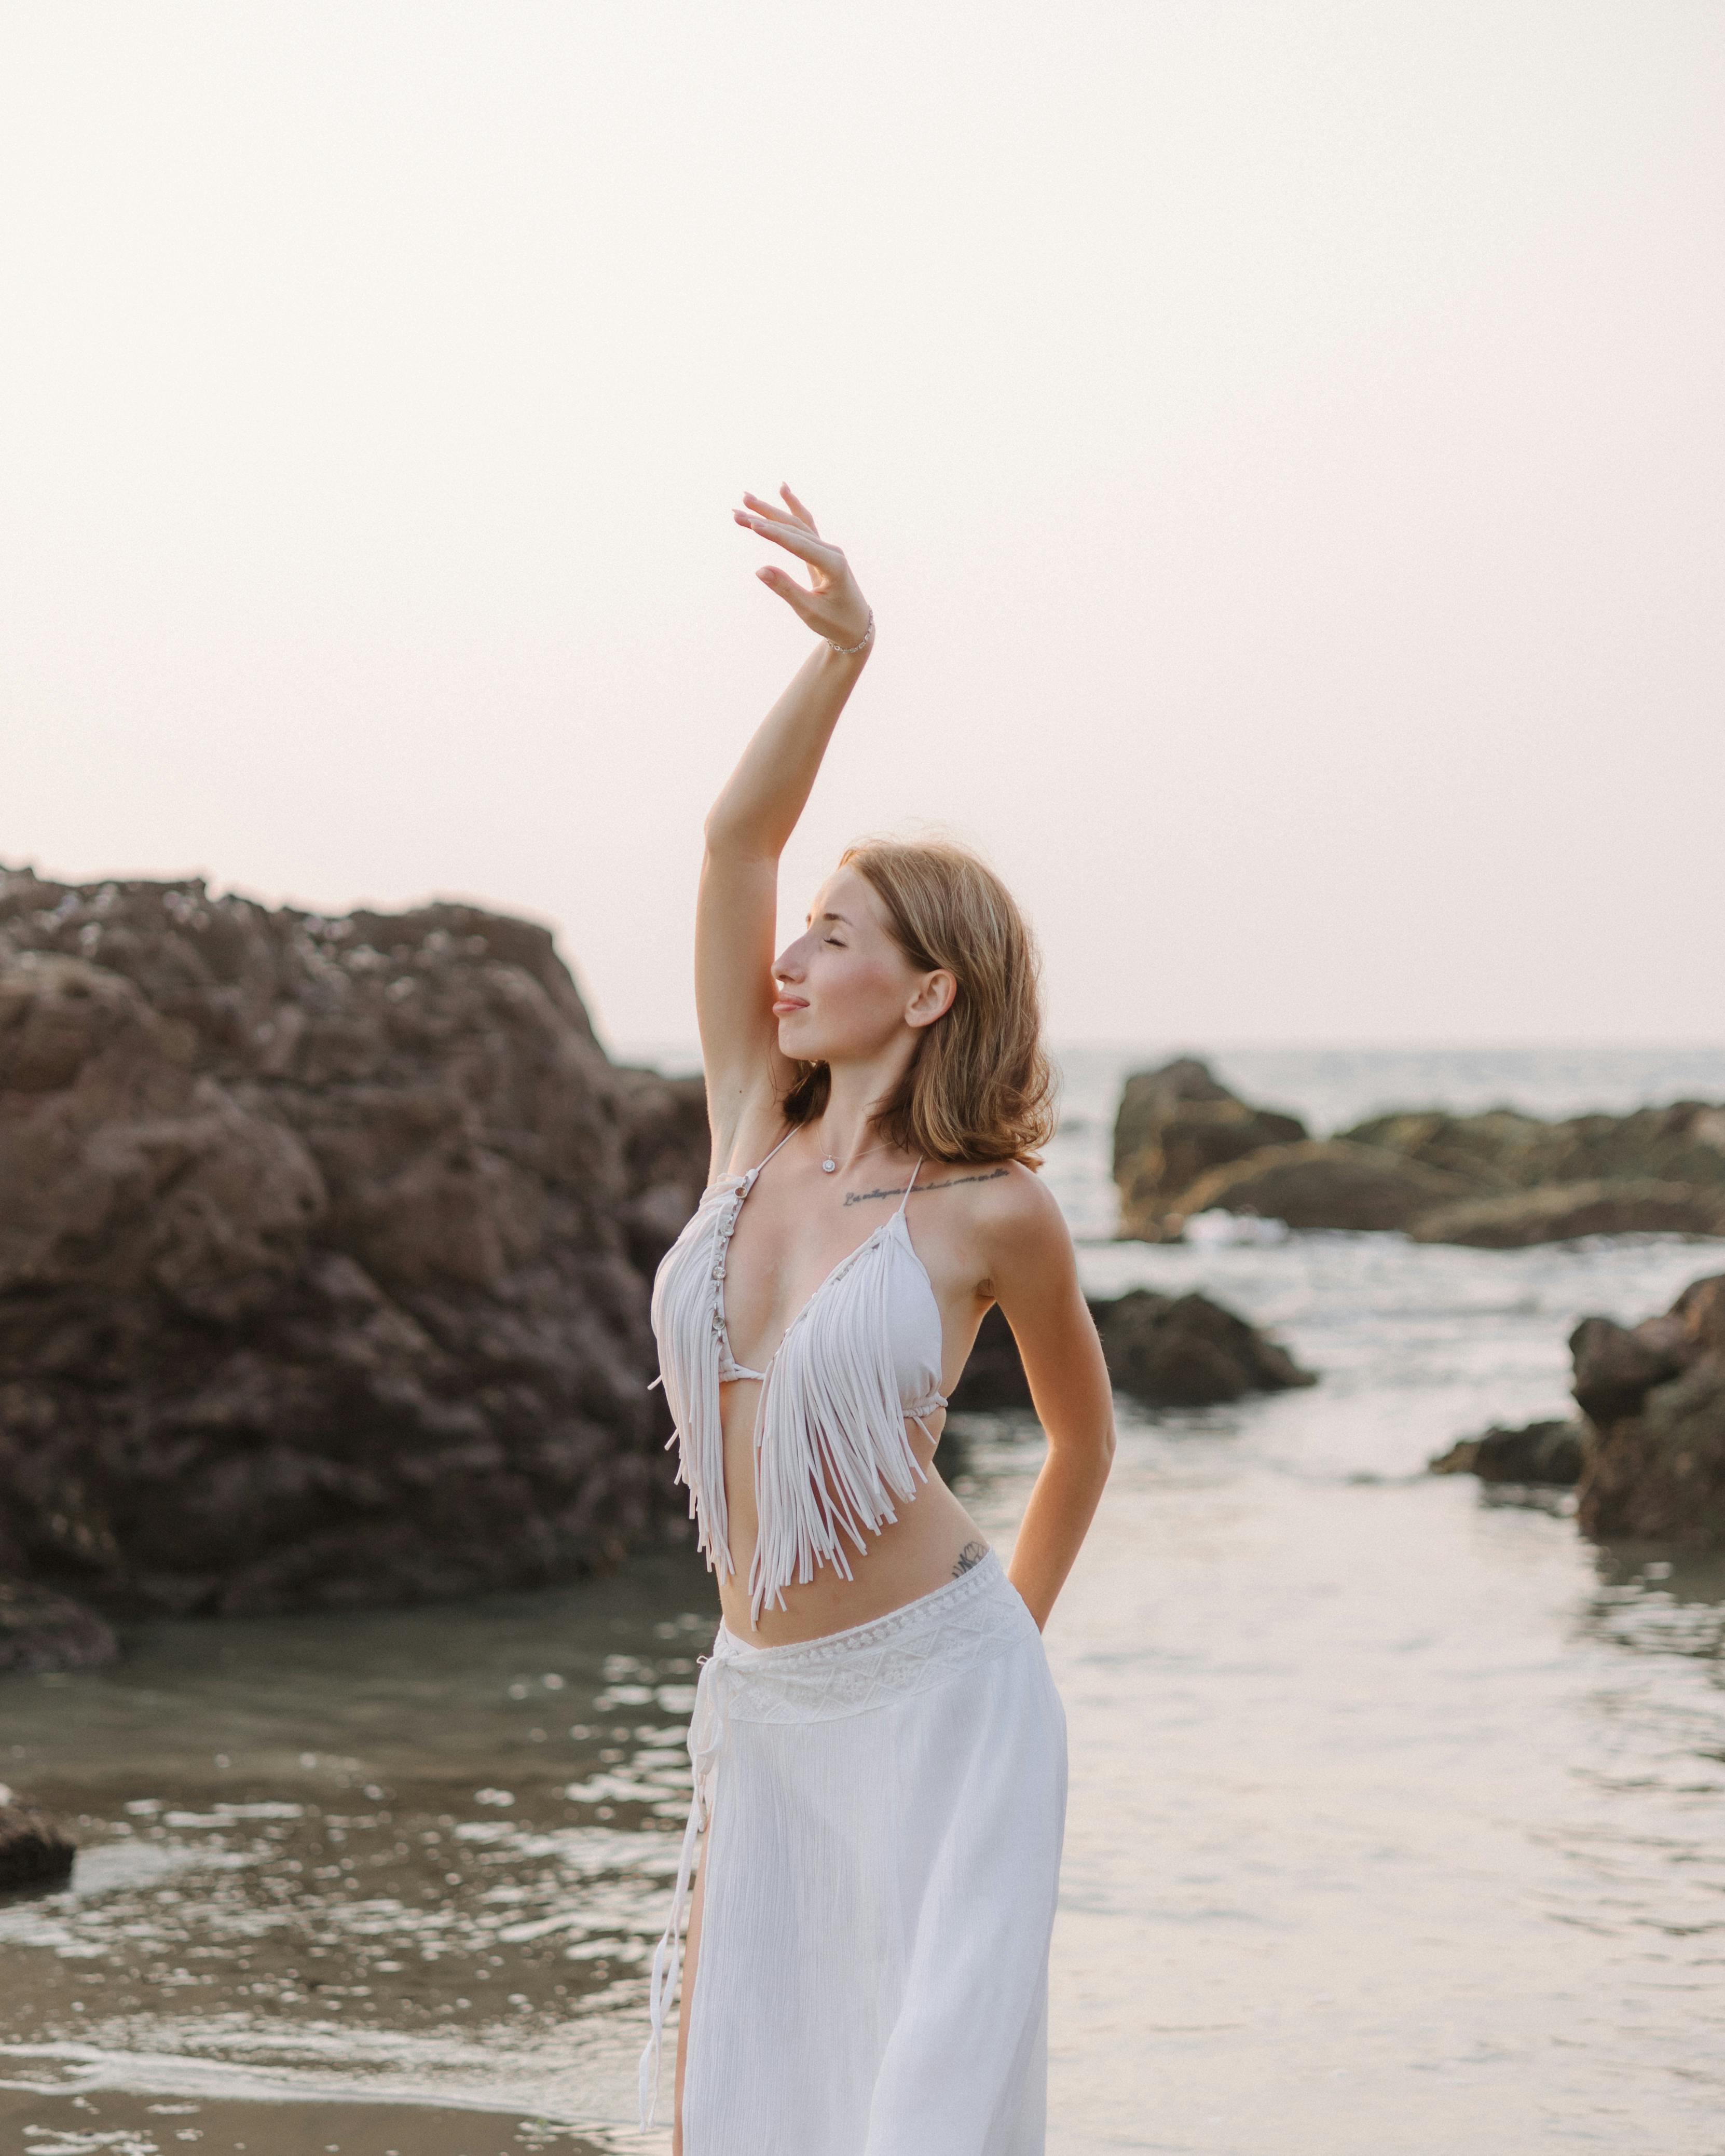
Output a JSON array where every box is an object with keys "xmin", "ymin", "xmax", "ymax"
[{"xmin": 4, "ymin": 1046, "xmax": 1725, "ymax": 2156}]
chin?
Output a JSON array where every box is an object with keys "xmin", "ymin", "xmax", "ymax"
[{"xmin": 776, "ymin": 1015, "xmax": 829, "ymax": 1062}]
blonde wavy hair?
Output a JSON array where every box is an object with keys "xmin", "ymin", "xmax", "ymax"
[{"xmin": 781, "ymin": 836, "xmax": 1056, "ymax": 1165}]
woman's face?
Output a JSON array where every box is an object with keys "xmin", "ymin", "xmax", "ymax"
[{"xmin": 771, "ymin": 866, "xmax": 951, "ymax": 1066}]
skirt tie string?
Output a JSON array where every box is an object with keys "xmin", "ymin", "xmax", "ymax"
[{"xmin": 639, "ymin": 1641, "xmax": 736, "ymax": 2128}]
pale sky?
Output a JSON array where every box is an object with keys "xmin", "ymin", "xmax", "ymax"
[{"xmin": 3, "ymin": 3, "xmax": 1720, "ymax": 1050}]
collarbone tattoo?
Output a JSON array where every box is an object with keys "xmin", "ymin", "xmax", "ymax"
[{"xmin": 842, "ymin": 1165, "xmax": 1010, "ymax": 1209}]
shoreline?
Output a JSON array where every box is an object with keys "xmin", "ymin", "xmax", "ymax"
[{"xmin": 0, "ymin": 2080, "xmax": 632, "ymax": 2156}]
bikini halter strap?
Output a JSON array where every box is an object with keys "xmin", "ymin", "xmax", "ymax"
[
  {"xmin": 746, "ymin": 1128, "xmax": 798, "ymax": 1182},
  {"xmin": 897, "ymin": 1160, "xmax": 923, "ymax": 1214}
]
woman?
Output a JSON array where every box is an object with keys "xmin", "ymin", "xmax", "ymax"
[{"xmin": 641, "ymin": 486, "xmax": 1116, "ymax": 2155}]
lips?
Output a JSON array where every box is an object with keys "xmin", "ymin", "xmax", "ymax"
[{"xmin": 772, "ymin": 997, "xmax": 809, "ymax": 1015}]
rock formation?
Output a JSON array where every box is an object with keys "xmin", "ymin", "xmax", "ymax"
[
  {"xmin": 948, "ymin": 1289, "xmax": 1314, "ymax": 1412},
  {"xmin": 0, "ymin": 1575, "xmax": 118, "ymax": 1672},
  {"xmin": 1408, "ymin": 1181, "xmax": 1725, "ymax": 1249},
  {"xmin": 1168, "ymin": 1140, "xmax": 1477, "ymax": 1235},
  {"xmin": 609, "ymin": 1064, "xmax": 710, "ymax": 1277},
  {"xmin": 1429, "ymin": 1419, "xmax": 1585, "ymax": 1487},
  {"xmin": 0, "ymin": 866, "xmax": 710, "ymax": 1618},
  {"xmin": 1572, "ymin": 1274, "xmax": 1725, "ymax": 1546},
  {"xmin": 1114, "ymin": 1058, "xmax": 1725, "ymax": 1247},
  {"xmin": 1346, "ymin": 1104, "xmax": 1725, "ymax": 1194},
  {"xmin": 1351, "ymin": 1104, "xmax": 1725, "ymax": 1245},
  {"xmin": 0, "ymin": 1794, "xmax": 76, "ymax": 1892},
  {"xmin": 1113, "ymin": 1059, "xmax": 1307, "ymax": 1239}
]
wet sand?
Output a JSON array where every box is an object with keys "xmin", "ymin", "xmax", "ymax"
[{"xmin": 0, "ymin": 2083, "xmax": 608, "ymax": 2155}]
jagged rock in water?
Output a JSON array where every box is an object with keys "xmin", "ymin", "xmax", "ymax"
[
  {"xmin": 0, "ymin": 865, "xmax": 708, "ymax": 1616},
  {"xmin": 1164, "ymin": 1139, "xmax": 1480, "ymax": 1236},
  {"xmin": 1115, "ymin": 1065, "xmax": 1725, "ymax": 1247},
  {"xmin": 1429, "ymin": 1419, "xmax": 1585, "ymax": 1487},
  {"xmin": 0, "ymin": 1796, "xmax": 76, "ymax": 1892},
  {"xmin": 0, "ymin": 1576, "xmax": 117, "ymax": 1673},
  {"xmin": 1572, "ymin": 1274, "xmax": 1725, "ymax": 1545},
  {"xmin": 1113, "ymin": 1058, "xmax": 1307, "ymax": 1240},
  {"xmin": 1345, "ymin": 1103, "xmax": 1725, "ymax": 1194},
  {"xmin": 1113, "ymin": 1056, "xmax": 1249, "ymax": 1177},
  {"xmin": 1409, "ymin": 1180, "xmax": 1725, "ymax": 1249},
  {"xmin": 1096, "ymin": 1288, "xmax": 1315, "ymax": 1404},
  {"xmin": 948, "ymin": 1289, "xmax": 1315, "ymax": 1413}
]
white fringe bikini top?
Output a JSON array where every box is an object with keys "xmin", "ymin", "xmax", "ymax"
[{"xmin": 650, "ymin": 1130, "xmax": 949, "ymax": 1623}]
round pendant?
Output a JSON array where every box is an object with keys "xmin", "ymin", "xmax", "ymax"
[{"xmin": 821, "ymin": 1158, "xmax": 838, "ymax": 1174}]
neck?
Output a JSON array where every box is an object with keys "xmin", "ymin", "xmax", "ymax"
[{"xmin": 813, "ymin": 1050, "xmax": 913, "ymax": 1170}]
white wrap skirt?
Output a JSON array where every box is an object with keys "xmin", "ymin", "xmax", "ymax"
[{"xmin": 640, "ymin": 1550, "xmax": 1068, "ymax": 2154}]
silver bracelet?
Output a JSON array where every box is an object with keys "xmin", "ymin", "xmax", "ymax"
[{"xmin": 827, "ymin": 608, "xmax": 874, "ymax": 656}]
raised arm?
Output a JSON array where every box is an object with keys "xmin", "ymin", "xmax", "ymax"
[{"xmin": 698, "ymin": 487, "xmax": 874, "ymax": 1171}]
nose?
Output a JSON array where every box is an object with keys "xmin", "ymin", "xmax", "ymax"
[{"xmin": 773, "ymin": 935, "xmax": 809, "ymax": 983}]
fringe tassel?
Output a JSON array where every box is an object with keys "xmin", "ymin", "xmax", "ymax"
[
  {"xmin": 653, "ymin": 1183, "xmax": 946, "ymax": 1624},
  {"xmin": 650, "ymin": 1182, "xmax": 738, "ymax": 1582},
  {"xmin": 747, "ymin": 1223, "xmax": 930, "ymax": 1623}
]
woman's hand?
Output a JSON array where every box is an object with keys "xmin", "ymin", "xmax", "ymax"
[{"xmin": 734, "ymin": 486, "xmax": 872, "ymax": 650}]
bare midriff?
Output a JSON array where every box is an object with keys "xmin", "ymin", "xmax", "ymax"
[{"xmin": 713, "ymin": 1379, "xmax": 988, "ymax": 1645}]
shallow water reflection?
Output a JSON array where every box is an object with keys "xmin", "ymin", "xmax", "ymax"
[{"xmin": 1, "ymin": 1554, "xmax": 720, "ymax": 2146}]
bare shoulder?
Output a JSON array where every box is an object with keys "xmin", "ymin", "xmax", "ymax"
[
  {"xmin": 928, "ymin": 1157, "xmax": 1071, "ymax": 1264},
  {"xmin": 962, "ymin": 1156, "xmax": 1062, "ymax": 1225}
]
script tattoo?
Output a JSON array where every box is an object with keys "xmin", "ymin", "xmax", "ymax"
[
  {"xmin": 842, "ymin": 1166, "xmax": 1009, "ymax": 1208},
  {"xmin": 952, "ymin": 1540, "xmax": 988, "ymax": 1577}
]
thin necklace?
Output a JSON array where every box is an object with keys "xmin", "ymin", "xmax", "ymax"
[{"xmin": 817, "ymin": 1137, "xmax": 889, "ymax": 1176}]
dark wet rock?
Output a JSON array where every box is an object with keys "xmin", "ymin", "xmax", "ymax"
[
  {"xmin": 0, "ymin": 1796, "xmax": 75, "ymax": 1891},
  {"xmin": 1409, "ymin": 1181, "xmax": 1725, "ymax": 1249},
  {"xmin": 1162, "ymin": 1140, "xmax": 1479, "ymax": 1236},
  {"xmin": 610, "ymin": 1066, "xmax": 710, "ymax": 1276},
  {"xmin": 1113, "ymin": 1059, "xmax": 1307, "ymax": 1240},
  {"xmin": 948, "ymin": 1288, "xmax": 1315, "ymax": 1413},
  {"xmin": 0, "ymin": 866, "xmax": 705, "ymax": 1617},
  {"xmin": 1429, "ymin": 1419, "xmax": 1585, "ymax": 1487},
  {"xmin": 943, "ymin": 1308, "xmax": 1037, "ymax": 1411},
  {"xmin": 1573, "ymin": 1274, "xmax": 1725, "ymax": 1546},
  {"xmin": 1096, "ymin": 1288, "xmax": 1316, "ymax": 1405},
  {"xmin": 1572, "ymin": 1309, "xmax": 1693, "ymax": 1426},
  {"xmin": 0, "ymin": 1576, "xmax": 118, "ymax": 1673}
]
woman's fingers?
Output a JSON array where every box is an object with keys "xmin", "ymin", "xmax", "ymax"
[
  {"xmin": 733, "ymin": 507, "xmax": 838, "ymax": 571},
  {"xmin": 741, "ymin": 488, "xmax": 818, "ymax": 543},
  {"xmin": 777, "ymin": 483, "xmax": 818, "ymax": 535},
  {"xmin": 740, "ymin": 490, "xmax": 801, "ymax": 528},
  {"xmin": 740, "ymin": 484, "xmax": 819, "ymax": 538}
]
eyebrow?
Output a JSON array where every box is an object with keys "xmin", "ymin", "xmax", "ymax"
[{"xmin": 809, "ymin": 910, "xmax": 852, "ymax": 927}]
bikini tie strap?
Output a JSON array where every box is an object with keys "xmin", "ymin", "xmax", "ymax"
[{"xmin": 897, "ymin": 1160, "xmax": 923, "ymax": 1213}]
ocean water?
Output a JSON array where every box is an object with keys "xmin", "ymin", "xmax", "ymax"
[{"xmin": 4, "ymin": 1047, "xmax": 1725, "ymax": 2155}]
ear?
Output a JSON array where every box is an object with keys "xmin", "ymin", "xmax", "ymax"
[{"xmin": 905, "ymin": 969, "xmax": 956, "ymax": 1031}]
